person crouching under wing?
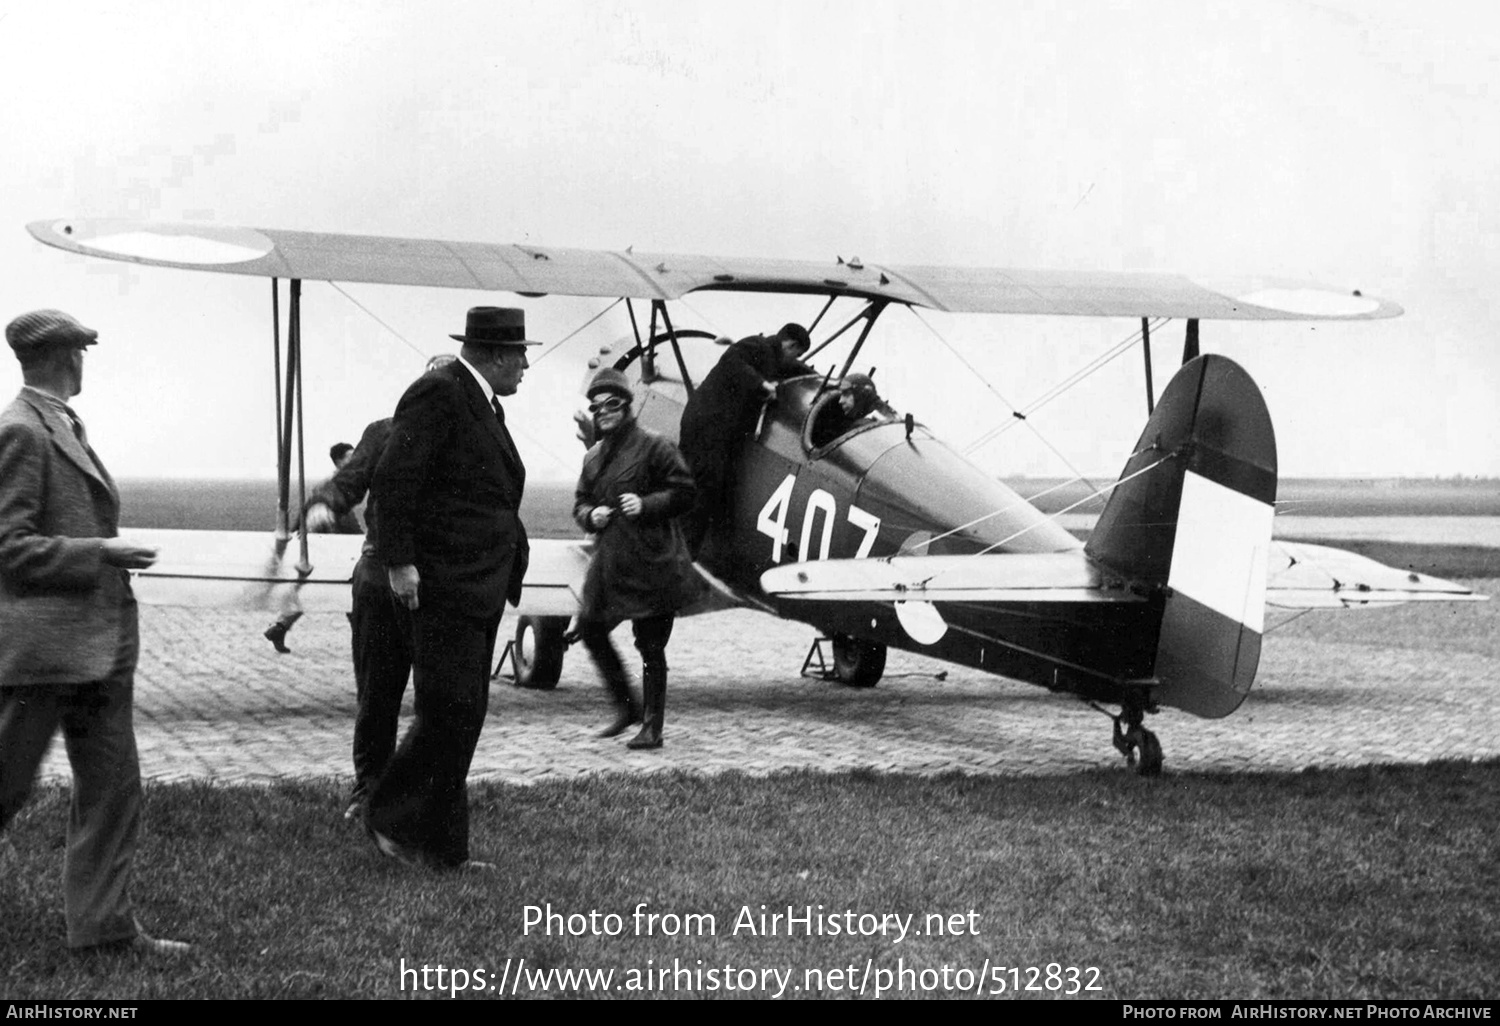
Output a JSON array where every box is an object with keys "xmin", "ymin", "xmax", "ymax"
[{"xmin": 573, "ymin": 368, "xmax": 703, "ymax": 750}]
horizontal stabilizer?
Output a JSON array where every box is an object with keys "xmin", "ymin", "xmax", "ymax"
[{"xmin": 1265, "ymin": 540, "xmax": 1485, "ymax": 608}]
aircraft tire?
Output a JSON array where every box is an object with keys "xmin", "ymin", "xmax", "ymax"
[
  {"xmin": 514, "ymin": 615, "xmax": 567, "ymax": 690},
  {"xmin": 831, "ymin": 634, "xmax": 886, "ymax": 688}
]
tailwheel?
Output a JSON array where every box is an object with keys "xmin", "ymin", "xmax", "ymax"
[{"xmin": 1099, "ymin": 695, "xmax": 1163, "ymax": 777}]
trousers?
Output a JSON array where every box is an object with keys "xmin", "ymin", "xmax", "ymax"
[
  {"xmin": 0, "ymin": 603, "xmax": 142, "ymax": 947},
  {"xmin": 364, "ymin": 602, "xmax": 500, "ymax": 868},
  {"xmin": 578, "ymin": 614, "xmax": 675, "ymax": 682},
  {"xmin": 347, "ymin": 555, "xmax": 412, "ymax": 798}
]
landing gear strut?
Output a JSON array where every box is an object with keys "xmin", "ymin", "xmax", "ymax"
[{"xmin": 1093, "ymin": 694, "xmax": 1163, "ymax": 777}]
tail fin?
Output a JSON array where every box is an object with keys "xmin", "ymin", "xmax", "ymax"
[{"xmin": 1085, "ymin": 355, "xmax": 1277, "ymax": 718}]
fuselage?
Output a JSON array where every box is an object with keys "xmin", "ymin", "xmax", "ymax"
[{"xmin": 614, "ymin": 340, "xmax": 1160, "ymax": 701}]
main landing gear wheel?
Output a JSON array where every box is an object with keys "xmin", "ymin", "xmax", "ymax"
[
  {"xmin": 831, "ymin": 633, "xmax": 887, "ymax": 688},
  {"xmin": 513, "ymin": 615, "xmax": 568, "ymax": 690}
]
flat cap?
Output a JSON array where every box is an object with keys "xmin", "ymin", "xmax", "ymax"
[{"xmin": 6, "ymin": 309, "xmax": 98, "ymax": 356}]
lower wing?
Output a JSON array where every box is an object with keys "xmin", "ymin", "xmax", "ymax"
[{"xmin": 123, "ymin": 530, "xmax": 594, "ymax": 615}]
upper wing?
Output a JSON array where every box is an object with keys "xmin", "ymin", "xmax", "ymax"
[{"xmin": 28, "ymin": 218, "xmax": 1401, "ymax": 320}]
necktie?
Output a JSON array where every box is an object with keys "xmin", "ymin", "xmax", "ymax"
[
  {"xmin": 490, "ymin": 396, "xmax": 521, "ymax": 470},
  {"xmin": 63, "ymin": 405, "xmax": 107, "ymax": 477},
  {"xmin": 63, "ymin": 405, "xmax": 88, "ymax": 446}
]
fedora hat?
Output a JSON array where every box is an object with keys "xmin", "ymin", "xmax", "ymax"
[{"xmin": 449, "ymin": 306, "xmax": 541, "ymax": 346}]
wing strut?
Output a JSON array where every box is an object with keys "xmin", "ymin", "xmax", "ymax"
[
  {"xmin": 291, "ymin": 280, "xmax": 310, "ymax": 574},
  {"xmin": 651, "ymin": 300, "xmax": 695, "ymax": 395},
  {"xmin": 270, "ymin": 278, "xmax": 311, "ymax": 574},
  {"xmin": 270, "ymin": 279, "xmax": 287, "ymax": 537},
  {"xmin": 835, "ymin": 300, "xmax": 890, "ymax": 379},
  {"xmin": 807, "ymin": 294, "xmax": 837, "ymax": 334},
  {"xmin": 1182, "ymin": 318, "xmax": 1200, "ymax": 364},
  {"xmin": 1141, "ymin": 317, "xmax": 1156, "ymax": 414},
  {"xmin": 806, "ymin": 298, "xmax": 885, "ymax": 361},
  {"xmin": 641, "ymin": 300, "xmax": 659, "ymax": 380}
]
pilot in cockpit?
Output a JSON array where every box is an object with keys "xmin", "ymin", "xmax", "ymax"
[{"xmin": 809, "ymin": 372, "xmax": 883, "ymax": 449}]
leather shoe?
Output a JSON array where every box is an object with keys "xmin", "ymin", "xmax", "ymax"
[
  {"xmin": 369, "ymin": 826, "xmax": 423, "ymax": 867},
  {"xmin": 263, "ymin": 623, "xmax": 290, "ymax": 654}
]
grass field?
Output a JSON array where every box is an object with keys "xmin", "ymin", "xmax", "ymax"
[{"xmin": 2, "ymin": 762, "xmax": 1497, "ymax": 1000}]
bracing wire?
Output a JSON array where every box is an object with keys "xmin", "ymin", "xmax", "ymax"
[
  {"xmin": 328, "ymin": 282, "xmax": 428, "ymax": 359},
  {"xmin": 529, "ymin": 298, "xmax": 623, "ymax": 365},
  {"xmin": 914, "ymin": 475, "xmax": 1091, "ymax": 552},
  {"xmin": 968, "ymin": 451, "xmax": 1173, "ymax": 558},
  {"xmin": 1263, "ymin": 607, "xmax": 1317, "ymax": 635},
  {"xmin": 323, "ymin": 282, "xmax": 601, "ymax": 473},
  {"xmin": 906, "ymin": 307, "xmax": 1022, "ymax": 409},
  {"xmin": 903, "ymin": 445, "xmax": 1177, "ymax": 591},
  {"xmin": 906, "ymin": 307, "xmax": 1109, "ymax": 492},
  {"xmin": 961, "ymin": 316, "xmax": 1169, "ymax": 456}
]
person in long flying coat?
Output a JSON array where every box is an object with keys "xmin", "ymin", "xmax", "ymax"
[{"xmin": 574, "ymin": 367, "xmax": 703, "ymax": 749}]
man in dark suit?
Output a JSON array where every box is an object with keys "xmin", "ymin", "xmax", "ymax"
[
  {"xmin": 363, "ymin": 308, "xmax": 535, "ymax": 871},
  {"xmin": 0, "ymin": 309, "xmax": 188, "ymax": 955},
  {"xmin": 300, "ymin": 354, "xmax": 456, "ymax": 820},
  {"xmin": 678, "ymin": 323, "xmax": 815, "ymax": 555}
]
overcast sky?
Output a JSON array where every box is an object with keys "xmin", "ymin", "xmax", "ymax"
[{"xmin": 1, "ymin": 0, "xmax": 1495, "ymax": 483}]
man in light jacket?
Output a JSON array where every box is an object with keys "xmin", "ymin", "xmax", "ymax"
[{"xmin": 0, "ymin": 309, "xmax": 188, "ymax": 955}]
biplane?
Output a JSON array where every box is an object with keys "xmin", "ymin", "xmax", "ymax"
[{"xmin": 26, "ymin": 218, "xmax": 1482, "ymax": 774}]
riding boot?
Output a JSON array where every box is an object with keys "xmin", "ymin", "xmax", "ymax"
[
  {"xmin": 598, "ymin": 665, "xmax": 641, "ymax": 738},
  {"xmin": 627, "ymin": 664, "xmax": 665, "ymax": 750},
  {"xmin": 583, "ymin": 623, "xmax": 641, "ymax": 738}
]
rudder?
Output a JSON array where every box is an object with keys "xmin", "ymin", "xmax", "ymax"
[{"xmin": 1085, "ymin": 355, "xmax": 1277, "ymax": 718}]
